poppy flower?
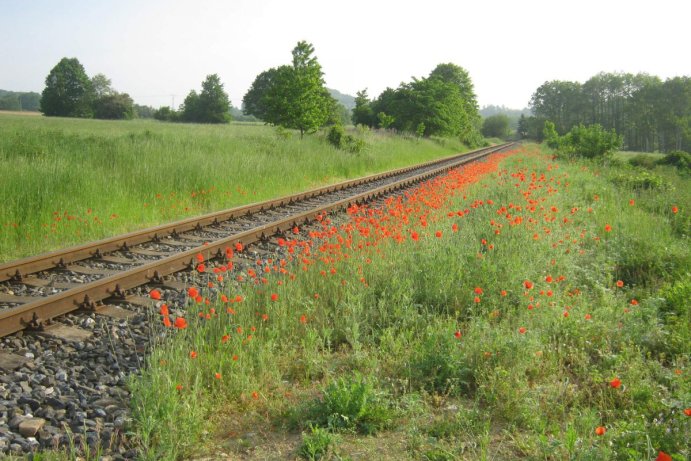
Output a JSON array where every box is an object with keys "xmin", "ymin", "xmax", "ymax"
[
  {"xmin": 195, "ymin": 253, "xmax": 204, "ymax": 263},
  {"xmin": 683, "ymin": 408, "xmax": 691, "ymax": 416},
  {"xmin": 595, "ymin": 426, "xmax": 606, "ymax": 436},
  {"xmin": 235, "ymin": 242, "xmax": 243, "ymax": 252},
  {"xmin": 604, "ymin": 224, "xmax": 612, "ymax": 232},
  {"xmin": 197, "ymin": 264, "xmax": 205, "ymax": 273},
  {"xmin": 454, "ymin": 330, "xmax": 462, "ymax": 339},
  {"xmin": 655, "ymin": 452, "xmax": 672, "ymax": 461},
  {"xmin": 163, "ymin": 316, "xmax": 172, "ymax": 328},
  {"xmin": 189, "ymin": 351, "xmax": 197, "ymax": 359},
  {"xmin": 616, "ymin": 280, "xmax": 624, "ymax": 288},
  {"xmin": 300, "ymin": 314, "xmax": 307, "ymax": 324},
  {"xmin": 630, "ymin": 299, "xmax": 638, "ymax": 305},
  {"xmin": 585, "ymin": 313, "xmax": 592, "ymax": 320},
  {"xmin": 518, "ymin": 327, "xmax": 527, "ymax": 334},
  {"xmin": 188, "ymin": 287, "xmax": 199, "ymax": 298},
  {"xmin": 435, "ymin": 230, "xmax": 442, "ymax": 238},
  {"xmin": 174, "ymin": 317, "xmax": 188, "ymax": 329},
  {"xmin": 159, "ymin": 304, "xmax": 169, "ymax": 316},
  {"xmin": 500, "ymin": 290, "xmax": 507, "ymax": 296},
  {"xmin": 672, "ymin": 206, "xmax": 678, "ymax": 214},
  {"xmin": 251, "ymin": 391, "xmax": 259, "ymax": 400},
  {"xmin": 473, "ymin": 296, "xmax": 481, "ymax": 303},
  {"xmin": 149, "ymin": 289, "xmax": 161, "ymax": 300},
  {"xmin": 271, "ymin": 293, "xmax": 279, "ymax": 301},
  {"xmin": 214, "ymin": 372, "xmax": 222, "ymax": 380},
  {"xmin": 524, "ymin": 280, "xmax": 534, "ymax": 289},
  {"xmin": 609, "ymin": 377, "xmax": 621, "ymax": 389},
  {"xmin": 176, "ymin": 384, "xmax": 183, "ymax": 391},
  {"xmin": 629, "ymin": 199, "xmax": 635, "ymax": 206}
]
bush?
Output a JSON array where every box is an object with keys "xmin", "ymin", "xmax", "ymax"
[
  {"xmin": 299, "ymin": 425, "xmax": 337, "ymax": 460},
  {"xmin": 657, "ymin": 150, "xmax": 691, "ymax": 171},
  {"xmin": 628, "ymin": 154, "xmax": 657, "ymax": 169},
  {"xmin": 327, "ymin": 125, "xmax": 365, "ymax": 153},
  {"xmin": 546, "ymin": 122, "xmax": 622, "ymax": 160},
  {"xmin": 610, "ymin": 170, "xmax": 672, "ymax": 191}
]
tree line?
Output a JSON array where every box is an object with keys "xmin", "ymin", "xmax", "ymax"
[
  {"xmin": 37, "ymin": 42, "xmax": 484, "ymax": 144},
  {"xmin": 0, "ymin": 89, "xmax": 41, "ymax": 112},
  {"xmin": 520, "ymin": 72, "xmax": 690, "ymax": 152},
  {"xmin": 350, "ymin": 63, "xmax": 482, "ymax": 145}
]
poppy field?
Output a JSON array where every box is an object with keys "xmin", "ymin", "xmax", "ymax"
[
  {"xmin": 129, "ymin": 144, "xmax": 689, "ymax": 460},
  {"xmin": 0, "ymin": 113, "xmax": 469, "ymax": 262}
]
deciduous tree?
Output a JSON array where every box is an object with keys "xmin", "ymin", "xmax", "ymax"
[{"xmin": 40, "ymin": 57, "xmax": 93, "ymax": 117}]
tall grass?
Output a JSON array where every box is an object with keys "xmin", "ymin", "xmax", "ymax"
[
  {"xmin": 126, "ymin": 144, "xmax": 688, "ymax": 459},
  {"xmin": 0, "ymin": 114, "xmax": 469, "ymax": 261}
]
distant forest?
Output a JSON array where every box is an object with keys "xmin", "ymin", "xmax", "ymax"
[
  {"xmin": 524, "ymin": 72, "xmax": 690, "ymax": 152},
  {"xmin": 0, "ymin": 89, "xmax": 41, "ymax": 111}
]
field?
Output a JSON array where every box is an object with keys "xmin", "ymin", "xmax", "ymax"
[
  {"xmin": 2, "ymin": 115, "xmax": 689, "ymax": 460},
  {"xmin": 0, "ymin": 113, "xmax": 470, "ymax": 262},
  {"xmin": 118, "ymin": 143, "xmax": 686, "ymax": 460}
]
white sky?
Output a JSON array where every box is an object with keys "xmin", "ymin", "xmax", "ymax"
[{"xmin": 0, "ymin": 0, "xmax": 689, "ymax": 110}]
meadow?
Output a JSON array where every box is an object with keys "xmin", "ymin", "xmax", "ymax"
[
  {"xmin": 0, "ymin": 113, "xmax": 469, "ymax": 262},
  {"xmin": 121, "ymin": 144, "xmax": 688, "ymax": 460}
]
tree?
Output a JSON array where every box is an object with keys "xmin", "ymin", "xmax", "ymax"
[
  {"xmin": 352, "ymin": 89, "xmax": 375, "ymax": 127},
  {"xmin": 40, "ymin": 57, "xmax": 93, "ymax": 117},
  {"xmin": 197, "ymin": 74, "xmax": 231, "ymax": 123},
  {"xmin": 482, "ymin": 114, "xmax": 510, "ymax": 138},
  {"xmin": 93, "ymin": 92, "xmax": 134, "ymax": 119},
  {"xmin": 243, "ymin": 41, "xmax": 335, "ymax": 137},
  {"xmin": 91, "ymin": 73, "xmax": 114, "ymax": 98}
]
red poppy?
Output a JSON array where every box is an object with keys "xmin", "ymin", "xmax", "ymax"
[
  {"xmin": 251, "ymin": 391, "xmax": 259, "ymax": 400},
  {"xmin": 187, "ymin": 287, "xmax": 199, "ymax": 298},
  {"xmin": 585, "ymin": 313, "xmax": 592, "ymax": 320},
  {"xmin": 500, "ymin": 290, "xmax": 507, "ymax": 296},
  {"xmin": 473, "ymin": 296, "xmax": 481, "ymax": 303},
  {"xmin": 159, "ymin": 304, "xmax": 169, "ymax": 316},
  {"xmin": 189, "ymin": 351, "xmax": 197, "ymax": 359},
  {"xmin": 300, "ymin": 314, "xmax": 307, "ymax": 324},
  {"xmin": 411, "ymin": 231, "xmax": 419, "ymax": 241},
  {"xmin": 454, "ymin": 330, "xmax": 462, "ymax": 339},
  {"xmin": 214, "ymin": 372, "xmax": 221, "ymax": 380},
  {"xmin": 163, "ymin": 316, "xmax": 171, "ymax": 328},
  {"xmin": 683, "ymin": 408, "xmax": 691, "ymax": 416},
  {"xmin": 174, "ymin": 317, "xmax": 188, "ymax": 329},
  {"xmin": 197, "ymin": 264, "xmax": 205, "ymax": 273},
  {"xmin": 518, "ymin": 327, "xmax": 527, "ymax": 334},
  {"xmin": 235, "ymin": 242, "xmax": 243, "ymax": 252},
  {"xmin": 435, "ymin": 230, "xmax": 442, "ymax": 238},
  {"xmin": 629, "ymin": 199, "xmax": 635, "ymax": 206},
  {"xmin": 595, "ymin": 426, "xmax": 606, "ymax": 436},
  {"xmin": 604, "ymin": 224, "xmax": 612, "ymax": 232},
  {"xmin": 609, "ymin": 377, "xmax": 621, "ymax": 389},
  {"xmin": 195, "ymin": 253, "xmax": 204, "ymax": 263},
  {"xmin": 149, "ymin": 289, "xmax": 161, "ymax": 300},
  {"xmin": 176, "ymin": 384, "xmax": 183, "ymax": 391},
  {"xmin": 672, "ymin": 206, "xmax": 678, "ymax": 214},
  {"xmin": 524, "ymin": 280, "xmax": 534, "ymax": 289},
  {"xmin": 655, "ymin": 451, "xmax": 672, "ymax": 461},
  {"xmin": 630, "ymin": 299, "xmax": 639, "ymax": 305},
  {"xmin": 270, "ymin": 293, "xmax": 279, "ymax": 301},
  {"xmin": 293, "ymin": 226, "xmax": 300, "ymax": 234},
  {"xmin": 616, "ymin": 280, "xmax": 624, "ymax": 288}
]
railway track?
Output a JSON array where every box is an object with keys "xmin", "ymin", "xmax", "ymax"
[
  {"xmin": 0, "ymin": 142, "xmax": 515, "ymax": 455},
  {"xmin": 0, "ymin": 143, "xmax": 513, "ymax": 339}
]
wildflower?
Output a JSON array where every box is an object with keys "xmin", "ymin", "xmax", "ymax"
[
  {"xmin": 454, "ymin": 330, "xmax": 462, "ymax": 339},
  {"xmin": 163, "ymin": 316, "xmax": 171, "ymax": 328},
  {"xmin": 585, "ymin": 313, "xmax": 592, "ymax": 320},
  {"xmin": 159, "ymin": 304, "xmax": 169, "ymax": 316},
  {"xmin": 545, "ymin": 275, "xmax": 553, "ymax": 283},
  {"xmin": 411, "ymin": 231, "xmax": 419, "ymax": 241},
  {"xmin": 629, "ymin": 199, "xmax": 635, "ymax": 206},
  {"xmin": 616, "ymin": 280, "xmax": 624, "ymax": 288},
  {"xmin": 671, "ymin": 205, "xmax": 678, "ymax": 214},
  {"xmin": 197, "ymin": 264, "xmax": 205, "ymax": 273},
  {"xmin": 189, "ymin": 351, "xmax": 197, "ymax": 359},
  {"xmin": 232, "ymin": 355, "xmax": 238, "ymax": 361},
  {"xmin": 149, "ymin": 289, "xmax": 161, "ymax": 300},
  {"xmin": 174, "ymin": 317, "xmax": 188, "ymax": 329},
  {"xmin": 474, "ymin": 296, "xmax": 481, "ymax": 303},
  {"xmin": 196, "ymin": 253, "xmax": 204, "ymax": 263},
  {"xmin": 175, "ymin": 384, "xmax": 183, "ymax": 391},
  {"xmin": 518, "ymin": 327, "xmax": 527, "ymax": 334},
  {"xmin": 299, "ymin": 314, "xmax": 307, "ymax": 324},
  {"xmin": 604, "ymin": 224, "xmax": 612, "ymax": 232},
  {"xmin": 563, "ymin": 311, "xmax": 569, "ymax": 318},
  {"xmin": 595, "ymin": 426, "xmax": 606, "ymax": 436},
  {"xmin": 251, "ymin": 391, "xmax": 259, "ymax": 400},
  {"xmin": 221, "ymin": 334, "xmax": 229, "ymax": 343},
  {"xmin": 500, "ymin": 290, "xmax": 507, "ymax": 296},
  {"xmin": 188, "ymin": 287, "xmax": 199, "ymax": 298},
  {"xmin": 235, "ymin": 242, "xmax": 243, "ymax": 252},
  {"xmin": 609, "ymin": 377, "xmax": 621, "ymax": 389},
  {"xmin": 452, "ymin": 223, "xmax": 459, "ymax": 232},
  {"xmin": 524, "ymin": 280, "xmax": 534, "ymax": 289},
  {"xmin": 655, "ymin": 451, "xmax": 672, "ymax": 461},
  {"xmin": 474, "ymin": 287, "xmax": 484, "ymax": 295},
  {"xmin": 214, "ymin": 372, "xmax": 222, "ymax": 380},
  {"xmin": 630, "ymin": 299, "xmax": 638, "ymax": 305},
  {"xmin": 435, "ymin": 230, "xmax": 442, "ymax": 238},
  {"xmin": 271, "ymin": 293, "xmax": 279, "ymax": 301}
]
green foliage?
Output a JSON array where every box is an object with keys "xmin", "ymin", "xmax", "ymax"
[
  {"xmin": 40, "ymin": 57, "xmax": 93, "ymax": 117},
  {"xmin": 153, "ymin": 106, "xmax": 180, "ymax": 122},
  {"xmin": 628, "ymin": 154, "xmax": 658, "ymax": 169},
  {"xmin": 377, "ymin": 112, "xmax": 395, "ymax": 129},
  {"xmin": 299, "ymin": 425, "xmax": 337, "ymax": 460},
  {"xmin": 327, "ymin": 125, "xmax": 345, "ymax": 148},
  {"xmin": 481, "ymin": 114, "xmax": 510, "ymax": 138},
  {"xmin": 327, "ymin": 125, "xmax": 365, "ymax": 153},
  {"xmin": 0, "ymin": 90, "xmax": 41, "ymax": 111},
  {"xmin": 352, "ymin": 89, "xmax": 375, "ymax": 127},
  {"xmin": 243, "ymin": 41, "xmax": 334, "ymax": 137},
  {"xmin": 298, "ymin": 375, "xmax": 392, "ymax": 434},
  {"xmin": 410, "ymin": 332, "xmax": 473, "ymax": 395},
  {"xmin": 181, "ymin": 74, "xmax": 231, "ymax": 123},
  {"xmin": 656, "ymin": 150, "xmax": 691, "ymax": 171},
  {"xmin": 368, "ymin": 63, "xmax": 483, "ymax": 145},
  {"xmin": 610, "ymin": 170, "xmax": 671, "ymax": 191},
  {"xmin": 549, "ymin": 123, "xmax": 622, "ymax": 160},
  {"xmin": 93, "ymin": 93, "xmax": 134, "ymax": 120},
  {"xmin": 531, "ymin": 72, "xmax": 690, "ymax": 153}
]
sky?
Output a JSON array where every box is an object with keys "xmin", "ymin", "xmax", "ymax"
[{"xmin": 1, "ymin": 0, "xmax": 689, "ymax": 110}]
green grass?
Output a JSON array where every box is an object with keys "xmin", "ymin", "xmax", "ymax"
[
  {"xmin": 0, "ymin": 113, "xmax": 471, "ymax": 262},
  {"xmin": 121, "ymin": 143, "xmax": 688, "ymax": 460}
]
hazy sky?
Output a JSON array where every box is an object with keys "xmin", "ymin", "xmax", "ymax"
[{"xmin": 1, "ymin": 0, "xmax": 689, "ymax": 110}]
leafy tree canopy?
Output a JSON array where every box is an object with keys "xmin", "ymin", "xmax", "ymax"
[
  {"xmin": 40, "ymin": 57, "xmax": 93, "ymax": 117},
  {"xmin": 182, "ymin": 74, "xmax": 231, "ymax": 123}
]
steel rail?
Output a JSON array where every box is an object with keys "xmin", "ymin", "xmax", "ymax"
[{"xmin": 0, "ymin": 143, "xmax": 514, "ymax": 337}]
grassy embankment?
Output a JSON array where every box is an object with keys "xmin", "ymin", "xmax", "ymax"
[
  {"xmin": 123, "ymin": 144, "xmax": 688, "ymax": 460},
  {"xmin": 0, "ymin": 113, "xmax": 469, "ymax": 262}
]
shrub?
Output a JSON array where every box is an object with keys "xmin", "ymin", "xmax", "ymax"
[
  {"xmin": 610, "ymin": 170, "xmax": 672, "ymax": 191},
  {"xmin": 327, "ymin": 125, "xmax": 345, "ymax": 148},
  {"xmin": 410, "ymin": 332, "xmax": 473, "ymax": 395},
  {"xmin": 656, "ymin": 150, "xmax": 691, "ymax": 171},
  {"xmin": 327, "ymin": 125, "xmax": 364, "ymax": 153},
  {"xmin": 628, "ymin": 154, "xmax": 657, "ymax": 169},
  {"xmin": 299, "ymin": 425, "xmax": 337, "ymax": 460}
]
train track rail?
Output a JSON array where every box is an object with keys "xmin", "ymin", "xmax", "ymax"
[{"xmin": 0, "ymin": 143, "xmax": 514, "ymax": 338}]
